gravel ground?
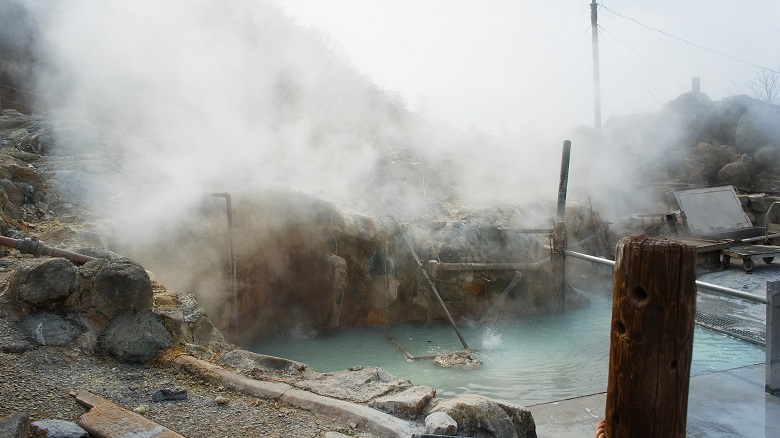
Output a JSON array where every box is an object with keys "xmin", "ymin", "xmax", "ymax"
[{"xmin": 0, "ymin": 345, "xmax": 360, "ymax": 437}]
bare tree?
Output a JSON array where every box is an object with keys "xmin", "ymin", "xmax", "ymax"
[{"xmin": 741, "ymin": 67, "xmax": 780, "ymax": 105}]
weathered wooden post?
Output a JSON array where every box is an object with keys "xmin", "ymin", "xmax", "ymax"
[
  {"xmin": 603, "ymin": 236, "xmax": 697, "ymax": 437},
  {"xmin": 767, "ymin": 280, "xmax": 780, "ymax": 394}
]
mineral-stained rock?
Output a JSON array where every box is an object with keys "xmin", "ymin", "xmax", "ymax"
[
  {"xmin": 428, "ymin": 393, "xmax": 536, "ymax": 438},
  {"xmin": 99, "ymin": 310, "xmax": 172, "ymax": 363},
  {"xmin": 12, "ymin": 258, "xmax": 76, "ymax": 309}
]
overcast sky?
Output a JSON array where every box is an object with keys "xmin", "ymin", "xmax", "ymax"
[{"xmin": 276, "ymin": 0, "xmax": 779, "ymax": 138}]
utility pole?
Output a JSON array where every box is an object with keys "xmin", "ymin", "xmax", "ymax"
[{"xmin": 591, "ymin": 0, "xmax": 602, "ymax": 132}]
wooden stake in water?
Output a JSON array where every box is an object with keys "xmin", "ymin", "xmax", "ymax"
[{"xmin": 604, "ymin": 236, "xmax": 697, "ymax": 437}]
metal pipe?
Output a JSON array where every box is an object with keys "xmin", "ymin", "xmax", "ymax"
[
  {"xmin": 207, "ymin": 192, "xmax": 238, "ymax": 330},
  {"xmin": 390, "ymin": 217, "xmax": 470, "ymax": 351},
  {"xmin": 0, "ymin": 235, "xmax": 97, "ymax": 265},
  {"xmin": 556, "ymin": 246, "xmax": 768, "ymax": 304},
  {"xmin": 428, "ymin": 258, "xmax": 549, "ymax": 273}
]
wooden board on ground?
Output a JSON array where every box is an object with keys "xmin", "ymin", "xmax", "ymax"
[{"xmin": 72, "ymin": 389, "xmax": 184, "ymax": 438}]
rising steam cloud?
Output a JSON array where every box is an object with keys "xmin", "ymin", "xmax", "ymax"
[{"xmin": 12, "ymin": 0, "xmax": 665, "ymax": 240}]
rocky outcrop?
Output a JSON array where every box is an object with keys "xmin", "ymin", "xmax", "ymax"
[{"xmin": 426, "ymin": 393, "xmax": 537, "ymax": 438}]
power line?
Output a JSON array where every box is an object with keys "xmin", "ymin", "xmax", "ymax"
[
  {"xmin": 598, "ymin": 24, "xmax": 688, "ymax": 92},
  {"xmin": 599, "ymin": 4, "xmax": 778, "ymax": 74},
  {"xmin": 598, "ymin": 27, "xmax": 664, "ymax": 107}
]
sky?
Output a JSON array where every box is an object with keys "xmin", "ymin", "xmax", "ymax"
[{"xmin": 276, "ymin": 0, "xmax": 780, "ymax": 138}]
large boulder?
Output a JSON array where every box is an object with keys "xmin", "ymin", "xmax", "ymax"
[
  {"xmin": 716, "ymin": 160, "xmax": 755, "ymax": 188},
  {"xmin": 428, "ymin": 394, "xmax": 536, "ymax": 438},
  {"xmin": 99, "ymin": 310, "xmax": 172, "ymax": 363},
  {"xmin": 11, "ymin": 258, "xmax": 77, "ymax": 309},
  {"xmin": 67, "ymin": 257, "xmax": 153, "ymax": 319}
]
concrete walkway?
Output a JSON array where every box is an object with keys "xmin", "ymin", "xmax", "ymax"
[{"xmin": 530, "ymin": 363, "xmax": 780, "ymax": 437}]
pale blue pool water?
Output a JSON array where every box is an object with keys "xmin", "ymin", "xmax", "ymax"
[{"xmin": 250, "ymin": 293, "xmax": 764, "ymax": 405}]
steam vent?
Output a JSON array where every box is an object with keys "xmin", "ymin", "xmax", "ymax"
[{"xmin": 2, "ymin": 1, "xmax": 780, "ymax": 437}]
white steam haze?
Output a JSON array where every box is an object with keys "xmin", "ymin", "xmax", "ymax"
[
  {"xmin": 278, "ymin": 0, "xmax": 780, "ymax": 137},
  {"xmin": 13, "ymin": 0, "xmax": 780, "ymax": 233}
]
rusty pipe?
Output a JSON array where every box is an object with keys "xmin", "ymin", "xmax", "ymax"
[{"xmin": 0, "ymin": 235, "xmax": 97, "ymax": 265}]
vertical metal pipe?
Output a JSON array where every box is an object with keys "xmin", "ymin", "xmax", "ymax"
[
  {"xmin": 208, "ymin": 192, "xmax": 238, "ymax": 331},
  {"xmin": 767, "ymin": 281, "xmax": 780, "ymax": 394},
  {"xmin": 556, "ymin": 140, "xmax": 572, "ymax": 222}
]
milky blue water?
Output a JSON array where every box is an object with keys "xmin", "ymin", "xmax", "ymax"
[{"xmin": 250, "ymin": 293, "xmax": 764, "ymax": 405}]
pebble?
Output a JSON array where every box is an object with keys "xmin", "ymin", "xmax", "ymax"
[
  {"xmin": 133, "ymin": 405, "xmax": 149, "ymax": 414},
  {"xmin": 214, "ymin": 396, "xmax": 230, "ymax": 405}
]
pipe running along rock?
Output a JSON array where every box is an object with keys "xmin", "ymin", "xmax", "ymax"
[{"xmin": 0, "ymin": 235, "xmax": 97, "ymax": 265}]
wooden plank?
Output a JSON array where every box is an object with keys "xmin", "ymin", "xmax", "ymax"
[
  {"xmin": 604, "ymin": 236, "xmax": 697, "ymax": 438},
  {"xmin": 72, "ymin": 390, "xmax": 184, "ymax": 438}
]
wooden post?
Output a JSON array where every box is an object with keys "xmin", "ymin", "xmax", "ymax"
[
  {"xmin": 604, "ymin": 236, "xmax": 697, "ymax": 437},
  {"xmin": 767, "ymin": 280, "xmax": 780, "ymax": 394}
]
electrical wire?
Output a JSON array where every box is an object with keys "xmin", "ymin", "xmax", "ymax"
[
  {"xmin": 598, "ymin": 24, "xmax": 688, "ymax": 91},
  {"xmin": 599, "ymin": 4, "xmax": 779, "ymax": 74},
  {"xmin": 597, "ymin": 27, "xmax": 664, "ymax": 107}
]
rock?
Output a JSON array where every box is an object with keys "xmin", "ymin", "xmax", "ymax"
[
  {"xmin": 215, "ymin": 349, "xmax": 311, "ymax": 378},
  {"xmin": 296, "ymin": 366, "xmax": 412, "ymax": 403},
  {"xmin": 214, "ymin": 396, "xmax": 230, "ymax": 405},
  {"xmin": 151, "ymin": 387, "xmax": 188, "ymax": 402},
  {"xmin": 12, "ymin": 258, "xmax": 76, "ymax": 309},
  {"xmin": 0, "ymin": 412, "xmax": 29, "ymax": 438},
  {"xmin": 21, "ymin": 312, "xmax": 82, "ymax": 346},
  {"xmin": 99, "ymin": 310, "xmax": 172, "ymax": 363},
  {"xmin": 429, "ymin": 394, "xmax": 533, "ymax": 438},
  {"xmin": 425, "ymin": 411, "xmax": 457, "ymax": 436},
  {"xmin": 495, "ymin": 400, "xmax": 537, "ymax": 438},
  {"xmin": 71, "ymin": 258, "xmax": 153, "ymax": 319},
  {"xmin": 370, "ymin": 385, "xmax": 436, "ymax": 419},
  {"xmin": 154, "ymin": 292, "xmax": 217, "ymax": 347},
  {"xmin": 754, "ymin": 147, "xmax": 780, "ymax": 172},
  {"xmin": 735, "ymin": 102, "xmax": 780, "ymax": 154},
  {"xmin": 132, "ymin": 405, "xmax": 149, "ymax": 414},
  {"xmin": 716, "ymin": 160, "xmax": 754, "ymax": 188},
  {"xmin": 30, "ymin": 419, "xmax": 87, "ymax": 438},
  {"xmin": 433, "ymin": 352, "xmax": 482, "ymax": 370}
]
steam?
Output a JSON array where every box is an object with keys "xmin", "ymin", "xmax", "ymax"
[
  {"xmin": 12, "ymin": 0, "xmax": 706, "ymax": 247},
  {"xmin": 10, "ymin": 0, "xmax": 579, "ymax": 240}
]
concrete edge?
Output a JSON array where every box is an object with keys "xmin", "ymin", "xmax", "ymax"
[{"xmin": 173, "ymin": 355, "xmax": 423, "ymax": 438}]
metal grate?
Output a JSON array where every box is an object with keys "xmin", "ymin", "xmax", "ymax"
[{"xmin": 694, "ymin": 308, "xmax": 766, "ymax": 346}]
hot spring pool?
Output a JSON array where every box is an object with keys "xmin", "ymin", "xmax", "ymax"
[{"xmin": 250, "ymin": 293, "xmax": 764, "ymax": 405}]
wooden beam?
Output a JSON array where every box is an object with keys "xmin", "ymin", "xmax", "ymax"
[
  {"xmin": 72, "ymin": 390, "xmax": 184, "ymax": 438},
  {"xmin": 604, "ymin": 236, "xmax": 697, "ymax": 437}
]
